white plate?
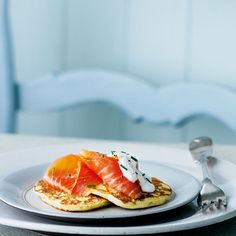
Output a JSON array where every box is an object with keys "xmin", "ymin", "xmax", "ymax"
[
  {"xmin": 0, "ymin": 161, "xmax": 200, "ymax": 221},
  {"xmin": 0, "ymin": 143, "xmax": 235, "ymax": 234}
]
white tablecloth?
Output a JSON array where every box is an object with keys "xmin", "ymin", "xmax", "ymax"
[{"xmin": 0, "ymin": 134, "xmax": 235, "ymax": 236}]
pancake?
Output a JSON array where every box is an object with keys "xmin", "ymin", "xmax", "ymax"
[
  {"xmin": 87, "ymin": 177, "xmax": 172, "ymax": 209},
  {"xmin": 34, "ymin": 180, "xmax": 110, "ymax": 212}
]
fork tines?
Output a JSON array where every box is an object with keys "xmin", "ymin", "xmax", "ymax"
[{"xmin": 198, "ymin": 180, "xmax": 227, "ymax": 211}]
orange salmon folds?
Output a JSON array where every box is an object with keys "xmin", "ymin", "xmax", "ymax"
[
  {"xmin": 44, "ymin": 154, "xmax": 102, "ymax": 196},
  {"xmin": 72, "ymin": 159, "xmax": 102, "ymax": 196},
  {"xmin": 44, "ymin": 151, "xmax": 142, "ymax": 200},
  {"xmin": 80, "ymin": 150, "xmax": 142, "ymax": 200}
]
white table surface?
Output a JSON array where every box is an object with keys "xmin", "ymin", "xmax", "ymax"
[{"xmin": 0, "ymin": 134, "xmax": 236, "ymax": 236}]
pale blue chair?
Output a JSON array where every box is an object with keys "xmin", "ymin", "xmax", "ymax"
[{"xmin": 1, "ymin": 0, "xmax": 236, "ymax": 134}]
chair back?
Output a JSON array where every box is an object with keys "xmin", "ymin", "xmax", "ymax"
[
  {"xmin": 0, "ymin": 0, "xmax": 15, "ymax": 132},
  {"xmin": 1, "ymin": 0, "xmax": 236, "ymax": 137}
]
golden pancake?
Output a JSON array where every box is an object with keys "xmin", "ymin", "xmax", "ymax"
[
  {"xmin": 34, "ymin": 180, "xmax": 110, "ymax": 212},
  {"xmin": 87, "ymin": 177, "xmax": 172, "ymax": 209}
]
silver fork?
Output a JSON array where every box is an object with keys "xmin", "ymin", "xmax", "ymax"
[{"xmin": 189, "ymin": 136, "xmax": 227, "ymax": 211}]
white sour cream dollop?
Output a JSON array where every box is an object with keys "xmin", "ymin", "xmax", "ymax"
[{"xmin": 108, "ymin": 151, "xmax": 155, "ymax": 193}]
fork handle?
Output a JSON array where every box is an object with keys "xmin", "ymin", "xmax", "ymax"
[{"xmin": 199, "ymin": 158, "xmax": 212, "ymax": 183}]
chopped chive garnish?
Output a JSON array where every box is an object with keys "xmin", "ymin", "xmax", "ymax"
[
  {"xmin": 52, "ymin": 167, "xmax": 55, "ymax": 176},
  {"xmin": 131, "ymin": 156, "xmax": 138, "ymax": 162},
  {"xmin": 87, "ymin": 184, "xmax": 97, "ymax": 187},
  {"xmin": 110, "ymin": 150, "xmax": 116, "ymax": 155},
  {"xmin": 121, "ymin": 151, "xmax": 126, "ymax": 154},
  {"xmin": 145, "ymin": 178, "xmax": 152, "ymax": 184},
  {"xmin": 120, "ymin": 164, "xmax": 128, "ymax": 171},
  {"xmin": 142, "ymin": 173, "xmax": 145, "ymax": 176}
]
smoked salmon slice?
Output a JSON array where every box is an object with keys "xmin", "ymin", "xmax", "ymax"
[
  {"xmin": 72, "ymin": 157, "xmax": 103, "ymax": 195},
  {"xmin": 80, "ymin": 150, "xmax": 142, "ymax": 200},
  {"xmin": 44, "ymin": 154, "xmax": 102, "ymax": 196}
]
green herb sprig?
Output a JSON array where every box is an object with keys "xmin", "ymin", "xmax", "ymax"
[
  {"xmin": 120, "ymin": 164, "xmax": 128, "ymax": 171},
  {"xmin": 51, "ymin": 167, "xmax": 55, "ymax": 176},
  {"xmin": 87, "ymin": 184, "xmax": 97, "ymax": 187}
]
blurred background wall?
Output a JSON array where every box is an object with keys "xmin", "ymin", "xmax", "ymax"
[{"xmin": 10, "ymin": 0, "xmax": 236, "ymax": 143}]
